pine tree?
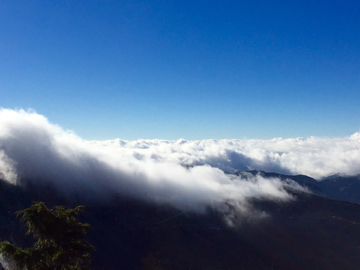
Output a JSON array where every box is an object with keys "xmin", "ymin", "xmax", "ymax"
[{"xmin": 0, "ymin": 202, "xmax": 93, "ymax": 270}]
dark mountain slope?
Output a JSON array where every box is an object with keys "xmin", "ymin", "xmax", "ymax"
[
  {"xmin": 237, "ymin": 170, "xmax": 360, "ymax": 204},
  {"xmin": 0, "ymin": 178, "xmax": 360, "ymax": 269},
  {"xmin": 319, "ymin": 174, "xmax": 360, "ymax": 204},
  {"xmin": 235, "ymin": 170, "xmax": 323, "ymax": 194}
]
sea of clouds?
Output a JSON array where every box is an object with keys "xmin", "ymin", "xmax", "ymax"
[{"xmin": 0, "ymin": 109, "xmax": 360, "ymax": 213}]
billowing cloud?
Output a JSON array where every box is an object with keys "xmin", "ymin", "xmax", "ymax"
[
  {"xmin": 2, "ymin": 108, "xmax": 358, "ymax": 213},
  {"xmin": 90, "ymin": 131, "xmax": 360, "ymax": 180}
]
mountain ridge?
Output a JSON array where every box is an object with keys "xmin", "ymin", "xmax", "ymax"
[
  {"xmin": 0, "ymin": 172, "xmax": 360, "ymax": 269},
  {"xmin": 235, "ymin": 170, "xmax": 360, "ymax": 205}
]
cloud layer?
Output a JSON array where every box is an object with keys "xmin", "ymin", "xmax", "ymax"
[
  {"xmin": 1, "ymin": 109, "xmax": 359, "ymax": 213},
  {"xmin": 89, "ymin": 128, "xmax": 360, "ymax": 180}
]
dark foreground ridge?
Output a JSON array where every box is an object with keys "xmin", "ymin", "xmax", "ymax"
[{"xmin": 0, "ymin": 174, "xmax": 360, "ymax": 270}]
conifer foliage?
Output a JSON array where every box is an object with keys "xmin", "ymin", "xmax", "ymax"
[{"xmin": 0, "ymin": 202, "xmax": 93, "ymax": 270}]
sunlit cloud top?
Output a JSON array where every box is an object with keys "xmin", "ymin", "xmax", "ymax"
[{"xmin": 90, "ymin": 130, "xmax": 360, "ymax": 180}]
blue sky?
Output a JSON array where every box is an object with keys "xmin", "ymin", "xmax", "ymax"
[{"xmin": 1, "ymin": 0, "xmax": 359, "ymax": 140}]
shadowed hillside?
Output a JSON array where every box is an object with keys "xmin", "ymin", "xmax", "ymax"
[
  {"xmin": 237, "ymin": 170, "xmax": 360, "ymax": 205},
  {"xmin": 0, "ymin": 177, "xmax": 360, "ymax": 270}
]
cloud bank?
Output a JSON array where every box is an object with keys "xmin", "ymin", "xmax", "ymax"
[
  {"xmin": 1, "ymin": 109, "xmax": 359, "ymax": 213},
  {"xmin": 89, "ymin": 129, "xmax": 360, "ymax": 180}
]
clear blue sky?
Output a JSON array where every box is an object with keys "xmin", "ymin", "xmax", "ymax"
[{"xmin": 1, "ymin": 0, "xmax": 359, "ymax": 140}]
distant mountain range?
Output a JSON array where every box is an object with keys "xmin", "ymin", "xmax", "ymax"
[
  {"xmin": 0, "ymin": 171, "xmax": 360, "ymax": 270},
  {"xmin": 236, "ymin": 170, "xmax": 360, "ymax": 204}
]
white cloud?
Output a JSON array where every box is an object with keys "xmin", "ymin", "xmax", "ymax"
[
  {"xmin": 2, "ymin": 108, "xmax": 358, "ymax": 214},
  {"xmin": 89, "ymin": 133, "xmax": 360, "ymax": 179}
]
